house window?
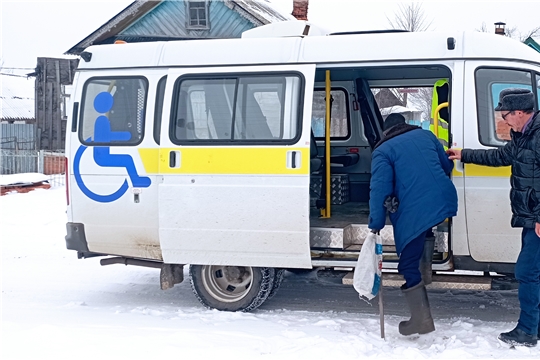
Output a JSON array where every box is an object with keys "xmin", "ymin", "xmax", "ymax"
[{"xmin": 187, "ymin": 1, "xmax": 209, "ymax": 29}]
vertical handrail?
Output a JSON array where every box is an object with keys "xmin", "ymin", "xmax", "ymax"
[{"xmin": 321, "ymin": 70, "xmax": 332, "ymax": 218}]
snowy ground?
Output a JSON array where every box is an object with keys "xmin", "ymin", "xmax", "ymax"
[{"xmin": 2, "ymin": 184, "xmax": 539, "ymax": 359}]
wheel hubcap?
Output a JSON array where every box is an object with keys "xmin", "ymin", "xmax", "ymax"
[{"xmin": 201, "ymin": 265, "xmax": 253, "ymax": 303}]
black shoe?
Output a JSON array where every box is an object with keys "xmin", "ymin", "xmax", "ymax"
[{"xmin": 498, "ymin": 327, "xmax": 537, "ymax": 347}]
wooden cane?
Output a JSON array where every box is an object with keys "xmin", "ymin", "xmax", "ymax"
[{"xmin": 379, "ymin": 275, "xmax": 385, "ymax": 339}]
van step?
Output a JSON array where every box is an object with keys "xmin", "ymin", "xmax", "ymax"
[
  {"xmin": 309, "ymin": 224, "xmax": 448, "ymax": 252},
  {"xmin": 342, "ymin": 272, "xmax": 491, "ymax": 290},
  {"xmin": 310, "ymin": 224, "xmax": 395, "ymax": 249}
]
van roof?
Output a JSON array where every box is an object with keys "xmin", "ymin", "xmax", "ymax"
[{"xmin": 77, "ymin": 22, "xmax": 540, "ymax": 70}]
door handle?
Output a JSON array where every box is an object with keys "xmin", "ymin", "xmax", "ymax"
[
  {"xmin": 169, "ymin": 151, "xmax": 181, "ymax": 168},
  {"xmin": 287, "ymin": 151, "xmax": 301, "ymax": 169}
]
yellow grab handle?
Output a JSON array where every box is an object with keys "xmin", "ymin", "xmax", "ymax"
[{"xmin": 433, "ymin": 102, "xmax": 449, "ymax": 137}]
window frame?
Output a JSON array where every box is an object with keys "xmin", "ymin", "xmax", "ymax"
[
  {"xmin": 168, "ymin": 71, "xmax": 306, "ymax": 146},
  {"xmin": 474, "ymin": 66, "xmax": 537, "ymax": 147},
  {"xmin": 186, "ymin": 0, "xmax": 210, "ymax": 30},
  {"xmin": 153, "ymin": 76, "xmax": 167, "ymax": 145},
  {"xmin": 79, "ymin": 76, "xmax": 149, "ymax": 147},
  {"xmin": 311, "ymin": 87, "xmax": 351, "ymax": 141}
]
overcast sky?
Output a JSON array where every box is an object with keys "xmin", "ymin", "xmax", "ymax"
[{"xmin": 1, "ymin": 0, "xmax": 540, "ymax": 72}]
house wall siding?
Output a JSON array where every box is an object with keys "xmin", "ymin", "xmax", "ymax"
[{"xmin": 123, "ymin": 1, "xmax": 254, "ymax": 39}]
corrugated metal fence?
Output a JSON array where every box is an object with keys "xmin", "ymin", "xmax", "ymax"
[{"xmin": 1, "ymin": 124, "xmax": 65, "ymax": 186}]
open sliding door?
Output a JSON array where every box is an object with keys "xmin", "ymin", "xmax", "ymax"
[{"xmin": 158, "ymin": 64, "xmax": 316, "ymax": 268}]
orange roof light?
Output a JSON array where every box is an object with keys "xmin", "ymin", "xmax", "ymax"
[{"xmin": 114, "ymin": 40, "xmax": 127, "ymax": 44}]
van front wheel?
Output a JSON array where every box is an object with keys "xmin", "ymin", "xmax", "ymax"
[{"xmin": 189, "ymin": 265, "xmax": 275, "ymax": 312}]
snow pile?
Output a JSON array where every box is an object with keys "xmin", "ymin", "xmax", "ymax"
[{"xmin": 1, "ymin": 181, "xmax": 539, "ymax": 359}]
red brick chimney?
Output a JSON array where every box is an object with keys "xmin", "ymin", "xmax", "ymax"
[
  {"xmin": 292, "ymin": 0, "xmax": 308, "ymax": 21},
  {"xmin": 494, "ymin": 22, "xmax": 506, "ymax": 36}
]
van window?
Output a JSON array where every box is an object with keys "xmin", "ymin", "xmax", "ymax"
[
  {"xmin": 311, "ymin": 89, "xmax": 349, "ymax": 139},
  {"xmin": 170, "ymin": 74, "xmax": 302, "ymax": 143},
  {"xmin": 475, "ymin": 68, "xmax": 533, "ymax": 146},
  {"xmin": 80, "ymin": 77, "xmax": 148, "ymax": 146}
]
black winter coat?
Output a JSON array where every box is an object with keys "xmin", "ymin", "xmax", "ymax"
[{"xmin": 461, "ymin": 111, "xmax": 540, "ymax": 228}]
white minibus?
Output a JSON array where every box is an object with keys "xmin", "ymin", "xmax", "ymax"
[{"xmin": 65, "ymin": 21, "xmax": 540, "ymax": 311}]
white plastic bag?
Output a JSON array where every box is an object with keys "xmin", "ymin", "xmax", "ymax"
[{"xmin": 353, "ymin": 232, "xmax": 383, "ymax": 300}]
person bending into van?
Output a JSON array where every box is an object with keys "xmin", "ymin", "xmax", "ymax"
[
  {"xmin": 369, "ymin": 113, "xmax": 457, "ymax": 336},
  {"xmin": 447, "ymin": 88, "xmax": 540, "ymax": 348}
]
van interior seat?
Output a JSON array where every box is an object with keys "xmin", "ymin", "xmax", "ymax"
[
  {"xmin": 310, "ymin": 130, "xmax": 322, "ymax": 173},
  {"xmin": 330, "ymin": 153, "xmax": 359, "ymax": 168},
  {"xmin": 310, "ymin": 130, "xmax": 359, "ymax": 172}
]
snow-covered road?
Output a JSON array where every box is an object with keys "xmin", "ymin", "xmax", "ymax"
[{"xmin": 1, "ymin": 187, "xmax": 538, "ymax": 359}]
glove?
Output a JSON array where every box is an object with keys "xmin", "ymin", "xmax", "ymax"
[{"xmin": 384, "ymin": 196, "xmax": 399, "ymax": 213}]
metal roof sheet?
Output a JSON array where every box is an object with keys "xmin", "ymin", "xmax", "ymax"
[{"xmin": 0, "ymin": 76, "xmax": 34, "ymax": 120}]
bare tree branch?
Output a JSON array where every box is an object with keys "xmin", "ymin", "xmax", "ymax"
[
  {"xmin": 505, "ymin": 26, "xmax": 518, "ymax": 39},
  {"xmin": 476, "ymin": 22, "xmax": 489, "ymax": 33},
  {"xmin": 386, "ymin": 2, "xmax": 432, "ymax": 32},
  {"xmin": 519, "ymin": 26, "xmax": 540, "ymax": 41}
]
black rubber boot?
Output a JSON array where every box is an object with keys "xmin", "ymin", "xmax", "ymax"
[
  {"xmin": 498, "ymin": 327, "xmax": 537, "ymax": 347},
  {"xmin": 399, "ymin": 281, "xmax": 435, "ymax": 336},
  {"xmin": 419, "ymin": 236, "xmax": 435, "ymax": 285}
]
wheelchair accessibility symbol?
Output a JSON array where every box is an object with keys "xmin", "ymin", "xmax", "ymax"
[{"xmin": 73, "ymin": 92, "xmax": 151, "ymax": 203}]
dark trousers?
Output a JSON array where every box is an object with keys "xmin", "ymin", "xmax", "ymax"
[
  {"xmin": 515, "ymin": 227, "xmax": 540, "ymax": 336},
  {"xmin": 398, "ymin": 230, "xmax": 429, "ymax": 288}
]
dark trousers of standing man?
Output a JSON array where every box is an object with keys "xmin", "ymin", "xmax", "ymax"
[
  {"xmin": 515, "ymin": 227, "xmax": 540, "ymax": 336},
  {"xmin": 398, "ymin": 229, "xmax": 430, "ymax": 288}
]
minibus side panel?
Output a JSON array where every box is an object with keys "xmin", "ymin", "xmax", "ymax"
[
  {"xmin": 158, "ymin": 65, "xmax": 316, "ymax": 268},
  {"xmin": 69, "ymin": 71, "xmax": 163, "ymax": 260},
  {"xmin": 463, "ymin": 61, "xmax": 529, "ymax": 263}
]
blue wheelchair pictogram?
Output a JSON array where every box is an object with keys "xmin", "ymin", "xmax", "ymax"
[{"xmin": 73, "ymin": 91, "xmax": 151, "ymax": 203}]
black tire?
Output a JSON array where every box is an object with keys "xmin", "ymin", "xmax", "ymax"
[
  {"xmin": 267, "ymin": 268, "xmax": 285, "ymax": 300},
  {"xmin": 190, "ymin": 265, "xmax": 275, "ymax": 312}
]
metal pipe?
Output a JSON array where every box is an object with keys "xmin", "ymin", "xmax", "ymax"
[{"xmin": 100, "ymin": 256, "xmax": 163, "ymax": 269}]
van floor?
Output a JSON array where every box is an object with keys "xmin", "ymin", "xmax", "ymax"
[{"xmin": 309, "ymin": 202, "xmax": 392, "ymax": 228}]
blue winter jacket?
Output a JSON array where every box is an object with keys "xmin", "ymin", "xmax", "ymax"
[{"xmin": 368, "ymin": 125, "xmax": 458, "ymax": 255}]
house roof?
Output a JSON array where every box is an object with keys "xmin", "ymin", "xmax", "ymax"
[
  {"xmin": 0, "ymin": 75, "xmax": 35, "ymax": 121},
  {"xmin": 524, "ymin": 36, "xmax": 540, "ymax": 53},
  {"xmin": 66, "ymin": 0, "xmax": 294, "ymax": 55}
]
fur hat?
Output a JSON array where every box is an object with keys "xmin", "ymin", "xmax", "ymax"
[
  {"xmin": 384, "ymin": 113, "xmax": 406, "ymax": 131},
  {"xmin": 494, "ymin": 88, "xmax": 535, "ymax": 111}
]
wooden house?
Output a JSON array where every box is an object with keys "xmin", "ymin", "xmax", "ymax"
[{"xmin": 66, "ymin": 0, "xmax": 295, "ymax": 56}]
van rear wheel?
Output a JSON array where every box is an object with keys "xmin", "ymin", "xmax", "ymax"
[{"xmin": 189, "ymin": 265, "xmax": 275, "ymax": 312}]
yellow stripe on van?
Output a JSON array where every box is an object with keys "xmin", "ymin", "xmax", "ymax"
[
  {"xmin": 452, "ymin": 164, "xmax": 511, "ymax": 177},
  {"xmin": 138, "ymin": 148, "xmax": 160, "ymax": 174},
  {"xmin": 464, "ymin": 164, "xmax": 511, "ymax": 177},
  {"xmin": 154, "ymin": 147, "xmax": 309, "ymax": 175}
]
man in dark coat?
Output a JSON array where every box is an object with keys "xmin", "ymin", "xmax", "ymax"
[
  {"xmin": 369, "ymin": 113, "xmax": 457, "ymax": 336},
  {"xmin": 447, "ymin": 88, "xmax": 540, "ymax": 347}
]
